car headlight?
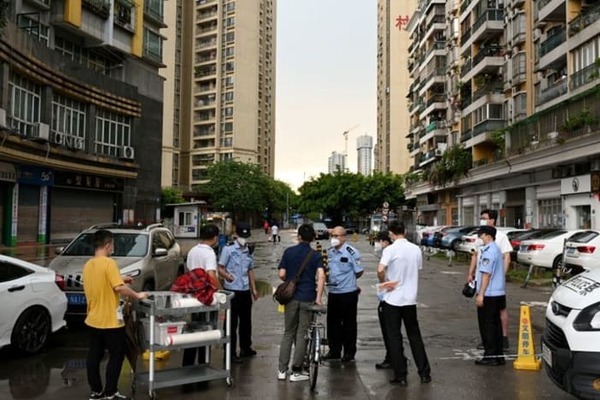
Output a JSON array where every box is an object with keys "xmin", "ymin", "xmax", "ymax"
[{"xmin": 573, "ymin": 301, "xmax": 600, "ymax": 331}]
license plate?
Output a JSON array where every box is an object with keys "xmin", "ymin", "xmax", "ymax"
[
  {"xmin": 566, "ymin": 247, "xmax": 575, "ymax": 255},
  {"xmin": 542, "ymin": 343, "xmax": 552, "ymax": 367},
  {"xmin": 67, "ymin": 293, "xmax": 87, "ymax": 305}
]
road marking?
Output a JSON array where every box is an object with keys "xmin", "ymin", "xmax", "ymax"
[{"xmin": 439, "ymin": 271, "xmax": 463, "ymax": 275}]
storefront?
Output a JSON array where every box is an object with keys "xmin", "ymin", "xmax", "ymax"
[
  {"xmin": 561, "ymin": 175, "xmax": 595, "ymax": 230},
  {"xmin": 16, "ymin": 166, "xmax": 53, "ymax": 244},
  {"xmin": 0, "ymin": 162, "xmax": 17, "ymax": 245}
]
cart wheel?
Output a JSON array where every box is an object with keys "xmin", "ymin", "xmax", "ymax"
[{"xmin": 226, "ymin": 377, "xmax": 234, "ymax": 387}]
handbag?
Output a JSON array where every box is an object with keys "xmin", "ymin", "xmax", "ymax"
[
  {"xmin": 273, "ymin": 250, "xmax": 315, "ymax": 305},
  {"xmin": 462, "ymin": 280, "xmax": 476, "ymax": 298}
]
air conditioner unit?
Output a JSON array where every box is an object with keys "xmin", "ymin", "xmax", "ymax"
[
  {"xmin": 32, "ymin": 122, "xmax": 50, "ymax": 140},
  {"xmin": 0, "ymin": 108, "xmax": 6, "ymax": 128},
  {"xmin": 53, "ymin": 132, "xmax": 64, "ymax": 145},
  {"xmin": 120, "ymin": 145, "xmax": 135, "ymax": 160},
  {"xmin": 74, "ymin": 137, "xmax": 85, "ymax": 150},
  {"xmin": 435, "ymin": 149, "xmax": 444, "ymax": 156}
]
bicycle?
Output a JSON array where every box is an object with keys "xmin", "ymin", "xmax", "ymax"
[{"xmin": 302, "ymin": 303, "xmax": 327, "ymax": 391}]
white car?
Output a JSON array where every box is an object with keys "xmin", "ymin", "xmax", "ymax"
[
  {"xmin": 542, "ymin": 268, "xmax": 600, "ymax": 398},
  {"xmin": 0, "ymin": 254, "xmax": 67, "ymax": 354},
  {"xmin": 456, "ymin": 227, "xmax": 523, "ymax": 254},
  {"xmin": 517, "ymin": 230, "xmax": 582, "ymax": 270},
  {"xmin": 563, "ymin": 230, "xmax": 600, "ymax": 274}
]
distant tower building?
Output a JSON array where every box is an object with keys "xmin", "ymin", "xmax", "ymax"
[
  {"xmin": 328, "ymin": 151, "xmax": 347, "ymax": 174},
  {"xmin": 356, "ymin": 135, "xmax": 373, "ymax": 175}
]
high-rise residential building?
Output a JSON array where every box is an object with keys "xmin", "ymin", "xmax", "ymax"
[
  {"xmin": 0, "ymin": 0, "xmax": 166, "ymax": 245},
  {"xmin": 356, "ymin": 135, "xmax": 374, "ymax": 175},
  {"xmin": 161, "ymin": 0, "xmax": 277, "ymax": 192},
  {"xmin": 328, "ymin": 151, "xmax": 347, "ymax": 174},
  {"xmin": 376, "ymin": 0, "xmax": 419, "ymax": 174},
  {"xmin": 404, "ymin": 0, "xmax": 600, "ymax": 230}
]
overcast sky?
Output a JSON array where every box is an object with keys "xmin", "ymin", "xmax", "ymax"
[{"xmin": 274, "ymin": 0, "xmax": 377, "ymax": 191}]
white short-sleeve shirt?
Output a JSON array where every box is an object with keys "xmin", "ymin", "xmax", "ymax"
[
  {"xmin": 378, "ymin": 238, "xmax": 422, "ymax": 306},
  {"xmin": 186, "ymin": 243, "xmax": 218, "ymax": 272}
]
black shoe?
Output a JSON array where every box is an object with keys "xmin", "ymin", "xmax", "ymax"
[
  {"xmin": 375, "ymin": 361, "xmax": 391, "ymax": 369},
  {"xmin": 322, "ymin": 351, "xmax": 341, "ymax": 361},
  {"xmin": 503, "ymin": 337, "xmax": 510, "ymax": 351},
  {"xmin": 232, "ymin": 355, "xmax": 244, "ymax": 364},
  {"xmin": 474, "ymin": 357, "xmax": 503, "ymax": 366},
  {"xmin": 477, "ymin": 342, "xmax": 484, "ymax": 350},
  {"xmin": 389, "ymin": 377, "xmax": 408, "ymax": 386},
  {"xmin": 240, "ymin": 348, "xmax": 257, "ymax": 357},
  {"xmin": 341, "ymin": 355, "xmax": 355, "ymax": 362},
  {"xmin": 420, "ymin": 375, "xmax": 432, "ymax": 384}
]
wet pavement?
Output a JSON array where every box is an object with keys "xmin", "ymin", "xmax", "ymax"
[{"xmin": 0, "ymin": 230, "xmax": 574, "ymax": 399}]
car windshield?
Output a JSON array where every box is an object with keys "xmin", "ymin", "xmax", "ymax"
[
  {"xmin": 313, "ymin": 223, "xmax": 327, "ymax": 231},
  {"xmin": 567, "ymin": 231, "xmax": 599, "ymax": 244},
  {"xmin": 537, "ymin": 230, "xmax": 568, "ymax": 239},
  {"xmin": 63, "ymin": 233, "xmax": 149, "ymax": 257}
]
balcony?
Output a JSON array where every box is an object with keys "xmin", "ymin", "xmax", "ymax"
[
  {"xmin": 473, "ymin": 46, "xmax": 502, "ymax": 68},
  {"xmin": 568, "ymin": 3, "xmax": 600, "ymax": 37},
  {"xmin": 425, "ymin": 41, "xmax": 446, "ymax": 59},
  {"xmin": 539, "ymin": 27, "xmax": 566, "ymax": 57},
  {"xmin": 195, "ymin": 68, "xmax": 217, "ymax": 78},
  {"xmin": 461, "ymin": 58, "xmax": 472, "ymax": 77},
  {"xmin": 537, "ymin": 0, "xmax": 566, "ymax": 25},
  {"xmin": 460, "ymin": 28, "xmax": 472, "ymax": 46},
  {"xmin": 196, "ymin": 39, "xmax": 217, "ymax": 50},
  {"xmin": 473, "ymin": 84, "xmax": 503, "ymax": 102},
  {"xmin": 460, "ymin": 0, "xmax": 473, "ymax": 13},
  {"xmin": 83, "ymin": 0, "xmax": 110, "ymax": 18},
  {"xmin": 570, "ymin": 62, "xmax": 600, "ymax": 91},
  {"xmin": 144, "ymin": 2, "xmax": 166, "ymax": 26},
  {"xmin": 197, "ymin": 11, "xmax": 218, "ymax": 21},
  {"xmin": 538, "ymin": 28, "xmax": 567, "ymax": 71},
  {"xmin": 469, "ymin": 10, "xmax": 504, "ymax": 45},
  {"xmin": 536, "ymin": 78, "xmax": 568, "ymax": 106}
]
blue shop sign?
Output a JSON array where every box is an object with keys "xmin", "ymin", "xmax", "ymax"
[{"xmin": 18, "ymin": 166, "xmax": 54, "ymax": 186}]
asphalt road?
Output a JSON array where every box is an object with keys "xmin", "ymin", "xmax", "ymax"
[{"xmin": 0, "ymin": 230, "xmax": 574, "ymax": 399}]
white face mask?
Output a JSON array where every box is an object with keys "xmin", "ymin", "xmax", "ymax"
[
  {"xmin": 237, "ymin": 238, "xmax": 247, "ymax": 247},
  {"xmin": 374, "ymin": 241, "xmax": 382, "ymax": 255},
  {"xmin": 479, "ymin": 219, "xmax": 488, "ymax": 226},
  {"xmin": 330, "ymin": 238, "xmax": 341, "ymax": 247}
]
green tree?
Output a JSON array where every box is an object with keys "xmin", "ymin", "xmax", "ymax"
[{"xmin": 161, "ymin": 187, "xmax": 185, "ymax": 212}]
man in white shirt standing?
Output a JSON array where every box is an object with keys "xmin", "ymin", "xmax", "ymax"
[
  {"xmin": 378, "ymin": 221, "xmax": 431, "ymax": 387},
  {"xmin": 271, "ymin": 223, "xmax": 280, "ymax": 243},
  {"xmin": 182, "ymin": 224, "xmax": 220, "ymax": 367},
  {"xmin": 466, "ymin": 209, "xmax": 512, "ymax": 350}
]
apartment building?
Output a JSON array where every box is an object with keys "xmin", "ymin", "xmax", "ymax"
[
  {"xmin": 376, "ymin": 0, "xmax": 418, "ymax": 174},
  {"xmin": 328, "ymin": 151, "xmax": 347, "ymax": 174},
  {"xmin": 405, "ymin": 0, "xmax": 600, "ymax": 230},
  {"xmin": 357, "ymin": 134, "xmax": 374, "ymax": 176},
  {"xmin": 161, "ymin": 0, "xmax": 276, "ymax": 192},
  {"xmin": 0, "ymin": 0, "xmax": 167, "ymax": 245}
]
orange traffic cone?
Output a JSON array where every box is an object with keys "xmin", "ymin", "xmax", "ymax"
[{"xmin": 513, "ymin": 303, "xmax": 542, "ymax": 371}]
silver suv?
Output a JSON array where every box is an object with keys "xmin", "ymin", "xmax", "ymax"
[{"xmin": 49, "ymin": 223, "xmax": 184, "ymax": 317}]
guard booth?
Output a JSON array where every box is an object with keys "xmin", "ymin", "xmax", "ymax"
[{"xmin": 167, "ymin": 201, "xmax": 207, "ymax": 239}]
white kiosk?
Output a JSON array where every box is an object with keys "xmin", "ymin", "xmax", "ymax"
[{"xmin": 168, "ymin": 201, "xmax": 207, "ymax": 239}]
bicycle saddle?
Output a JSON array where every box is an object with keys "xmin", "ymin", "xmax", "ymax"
[{"xmin": 308, "ymin": 304, "xmax": 327, "ymax": 314}]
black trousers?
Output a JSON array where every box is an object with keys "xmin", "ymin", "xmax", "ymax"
[
  {"xmin": 182, "ymin": 311, "xmax": 217, "ymax": 366},
  {"xmin": 86, "ymin": 326, "xmax": 126, "ymax": 395},
  {"xmin": 378, "ymin": 301, "xmax": 391, "ymax": 362},
  {"xmin": 327, "ymin": 290, "xmax": 359, "ymax": 357},
  {"xmin": 477, "ymin": 295, "xmax": 505, "ymax": 359},
  {"xmin": 382, "ymin": 302, "xmax": 431, "ymax": 379},
  {"xmin": 229, "ymin": 289, "xmax": 253, "ymax": 355}
]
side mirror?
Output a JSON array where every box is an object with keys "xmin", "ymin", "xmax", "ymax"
[
  {"xmin": 125, "ymin": 269, "xmax": 142, "ymax": 278},
  {"xmin": 153, "ymin": 248, "xmax": 168, "ymax": 257},
  {"xmin": 54, "ymin": 247, "xmax": 64, "ymax": 255}
]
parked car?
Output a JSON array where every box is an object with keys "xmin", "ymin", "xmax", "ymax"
[
  {"xmin": 420, "ymin": 226, "xmax": 446, "ymax": 247},
  {"xmin": 0, "ymin": 254, "xmax": 67, "ymax": 354},
  {"xmin": 48, "ymin": 223, "xmax": 185, "ymax": 318},
  {"xmin": 517, "ymin": 230, "xmax": 582, "ymax": 270},
  {"xmin": 456, "ymin": 227, "xmax": 524, "ymax": 254},
  {"xmin": 344, "ymin": 224, "xmax": 358, "ymax": 234},
  {"xmin": 311, "ymin": 222, "xmax": 330, "ymax": 240},
  {"xmin": 542, "ymin": 268, "xmax": 600, "ymax": 398},
  {"xmin": 438, "ymin": 226, "xmax": 477, "ymax": 250},
  {"xmin": 563, "ymin": 230, "xmax": 600, "ymax": 274},
  {"xmin": 509, "ymin": 229, "xmax": 560, "ymax": 262}
]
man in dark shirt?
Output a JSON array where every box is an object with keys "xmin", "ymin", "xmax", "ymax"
[{"xmin": 276, "ymin": 224, "xmax": 325, "ymax": 382}]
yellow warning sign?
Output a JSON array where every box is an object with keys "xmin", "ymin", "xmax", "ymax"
[{"xmin": 513, "ymin": 304, "xmax": 542, "ymax": 371}]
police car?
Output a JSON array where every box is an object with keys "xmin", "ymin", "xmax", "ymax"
[{"xmin": 542, "ymin": 268, "xmax": 600, "ymax": 399}]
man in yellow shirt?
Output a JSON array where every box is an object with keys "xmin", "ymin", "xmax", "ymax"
[{"xmin": 83, "ymin": 230, "xmax": 148, "ymax": 400}]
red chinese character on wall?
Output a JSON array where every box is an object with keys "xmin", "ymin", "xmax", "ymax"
[{"xmin": 395, "ymin": 15, "xmax": 410, "ymax": 29}]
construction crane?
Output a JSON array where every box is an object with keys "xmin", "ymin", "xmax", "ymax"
[{"xmin": 343, "ymin": 124, "xmax": 360, "ymax": 155}]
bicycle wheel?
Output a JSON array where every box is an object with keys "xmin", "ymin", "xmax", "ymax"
[
  {"xmin": 302, "ymin": 329, "xmax": 313, "ymax": 372},
  {"xmin": 309, "ymin": 328, "xmax": 319, "ymax": 391}
]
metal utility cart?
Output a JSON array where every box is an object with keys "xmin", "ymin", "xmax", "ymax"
[{"xmin": 134, "ymin": 290, "xmax": 234, "ymax": 398}]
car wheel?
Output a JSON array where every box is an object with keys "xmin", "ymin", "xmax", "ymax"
[
  {"xmin": 143, "ymin": 280, "xmax": 155, "ymax": 291},
  {"xmin": 451, "ymin": 239, "xmax": 461, "ymax": 251},
  {"xmin": 11, "ymin": 306, "xmax": 51, "ymax": 355},
  {"xmin": 552, "ymin": 255, "xmax": 563, "ymax": 271}
]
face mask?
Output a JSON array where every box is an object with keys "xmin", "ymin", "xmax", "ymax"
[
  {"xmin": 479, "ymin": 219, "xmax": 488, "ymax": 226},
  {"xmin": 374, "ymin": 241, "xmax": 382, "ymax": 255},
  {"xmin": 330, "ymin": 238, "xmax": 341, "ymax": 247},
  {"xmin": 237, "ymin": 238, "xmax": 247, "ymax": 247}
]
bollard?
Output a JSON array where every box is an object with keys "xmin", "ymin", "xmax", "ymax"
[
  {"xmin": 513, "ymin": 303, "xmax": 542, "ymax": 371},
  {"xmin": 352, "ymin": 232, "xmax": 358, "ymax": 242}
]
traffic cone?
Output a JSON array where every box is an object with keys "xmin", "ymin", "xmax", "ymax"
[{"xmin": 513, "ymin": 303, "xmax": 542, "ymax": 371}]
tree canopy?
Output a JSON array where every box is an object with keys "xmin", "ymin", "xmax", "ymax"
[{"xmin": 298, "ymin": 172, "xmax": 404, "ymax": 225}]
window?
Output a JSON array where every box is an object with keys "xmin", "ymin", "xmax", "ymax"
[
  {"xmin": 538, "ymin": 199, "xmax": 563, "ymax": 228},
  {"xmin": 220, "ymin": 153, "xmax": 233, "ymax": 161},
  {"xmin": 222, "ymin": 76, "xmax": 234, "ymax": 88},
  {"xmin": 0, "ymin": 262, "xmax": 33, "ymax": 283},
  {"xmin": 145, "ymin": 0, "xmax": 164, "ymax": 21},
  {"xmin": 224, "ymin": 32, "xmax": 235, "ymax": 43},
  {"xmin": 52, "ymin": 95, "xmax": 87, "ymax": 142},
  {"xmin": 114, "ymin": 0, "xmax": 134, "ymax": 30},
  {"xmin": 222, "ymin": 91, "xmax": 234, "ymax": 102},
  {"xmin": 94, "ymin": 109, "xmax": 132, "ymax": 156},
  {"xmin": 221, "ymin": 107, "xmax": 233, "ymax": 118},
  {"xmin": 192, "ymin": 168, "xmax": 208, "ymax": 180},
  {"xmin": 222, "ymin": 47, "xmax": 234, "ymax": 58},
  {"xmin": 17, "ymin": 15, "xmax": 50, "ymax": 46},
  {"xmin": 223, "ymin": 17, "xmax": 235, "ymax": 28},
  {"xmin": 222, "ymin": 61, "xmax": 234, "ymax": 73},
  {"xmin": 220, "ymin": 137, "xmax": 233, "ymax": 147},
  {"xmin": 8, "ymin": 73, "xmax": 41, "ymax": 137},
  {"xmin": 144, "ymin": 29, "xmax": 163, "ymax": 61},
  {"xmin": 55, "ymin": 37, "xmax": 121, "ymax": 77}
]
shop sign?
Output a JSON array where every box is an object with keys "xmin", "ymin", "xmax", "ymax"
[
  {"xmin": 561, "ymin": 175, "xmax": 590, "ymax": 195},
  {"xmin": 0, "ymin": 161, "xmax": 16, "ymax": 182},
  {"xmin": 591, "ymin": 172, "xmax": 600, "ymax": 194},
  {"xmin": 18, "ymin": 166, "xmax": 54, "ymax": 186},
  {"xmin": 54, "ymin": 171, "xmax": 124, "ymax": 191}
]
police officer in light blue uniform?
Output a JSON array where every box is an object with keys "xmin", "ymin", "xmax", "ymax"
[
  {"xmin": 218, "ymin": 222, "xmax": 258, "ymax": 362},
  {"xmin": 474, "ymin": 225, "xmax": 506, "ymax": 366},
  {"xmin": 323, "ymin": 226, "xmax": 364, "ymax": 362}
]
